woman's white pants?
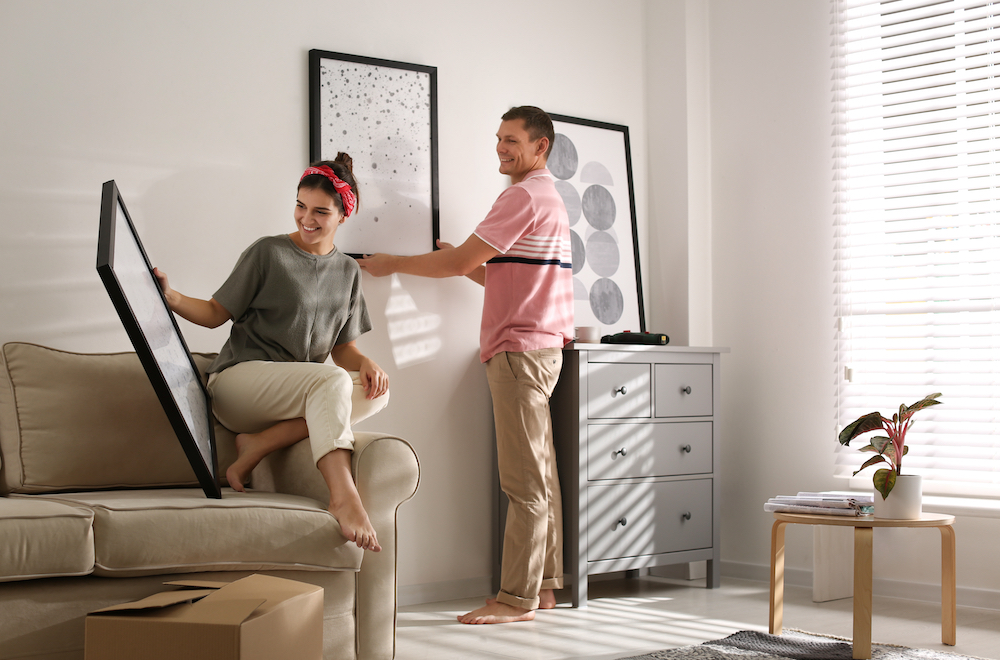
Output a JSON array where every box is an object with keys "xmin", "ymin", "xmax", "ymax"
[{"xmin": 207, "ymin": 360, "xmax": 389, "ymax": 465}]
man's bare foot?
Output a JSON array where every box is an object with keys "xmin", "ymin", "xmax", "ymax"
[
  {"xmin": 485, "ymin": 588, "xmax": 557, "ymax": 610},
  {"xmin": 458, "ymin": 601, "xmax": 535, "ymax": 624},
  {"xmin": 328, "ymin": 497, "xmax": 381, "ymax": 552},
  {"xmin": 226, "ymin": 433, "xmax": 261, "ymax": 492}
]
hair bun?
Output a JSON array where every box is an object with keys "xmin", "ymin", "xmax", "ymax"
[{"xmin": 335, "ymin": 152, "xmax": 354, "ymax": 173}]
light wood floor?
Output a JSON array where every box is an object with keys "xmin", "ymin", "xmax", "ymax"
[{"xmin": 396, "ymin": 576, "xmax": 1000, "ymax": 660}]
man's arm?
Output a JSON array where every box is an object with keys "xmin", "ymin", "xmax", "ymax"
[
  {"xmin": 435, "ymin": 240, "xmax": 486, "ymax": 285},
  {"xmin": 464, "ymin": 264, "xmax": 486, "ymax": 286},
  {"xmin": 357, "ymin": 235, "xmax": 498, "ymax": 284}
]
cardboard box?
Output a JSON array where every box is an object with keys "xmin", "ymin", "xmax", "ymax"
[{"xmin": 85, "ymin": 574, "xmax": 323, "ymax": 660}]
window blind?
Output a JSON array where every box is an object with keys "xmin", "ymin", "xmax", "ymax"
[{"xmin": 833, "ymin": 0, "xmax": 1000, "ymax": 497}]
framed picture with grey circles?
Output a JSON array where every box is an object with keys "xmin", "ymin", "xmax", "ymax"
[
  {"xmin": 548, "ymin": 114, "xmax": 645, "ymax": 334},
  {"xmin": 96, "ymin": 180, "xmax": 221, "ymax": 499},
  {"xmin": 309, "ymin": 49, "xmax": 440, "ymax": 258}
]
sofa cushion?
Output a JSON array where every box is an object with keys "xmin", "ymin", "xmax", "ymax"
[
  {"xmin": 0, "ymin": 343, "xmax": 237, "ymax": 494},
  {"xmin": 0, "ymin": 497, "xmax": 95, "ymax": 582},
  {"xmin": 30, "ymin": 489, "xmax": 363, "ymax": 577}
]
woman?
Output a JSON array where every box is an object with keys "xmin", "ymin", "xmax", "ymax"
[{"xmin": 154, "ymin": 153, "xmax": 388, "ymax": 551}]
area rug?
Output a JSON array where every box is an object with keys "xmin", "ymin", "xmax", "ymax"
[{"xmin": 617, "ymin": 629, "xmax": 988, "ymax": 660}]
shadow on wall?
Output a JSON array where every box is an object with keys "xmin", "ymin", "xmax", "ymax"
[{"xmin": 384, "ymin": 273, "xmax": 442, "ymax": 368}]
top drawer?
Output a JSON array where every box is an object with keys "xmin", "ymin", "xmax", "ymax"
[
  {"xmin": 654, "ymin": 364, "xmax": 713, "ymax": 417},
  {"xmin": 587, "ymin": 362, "xmax": 651, "ymax": 419}
]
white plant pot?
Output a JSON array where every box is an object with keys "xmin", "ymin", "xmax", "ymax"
[{"xmin": 874, "ymin": 474, "xmax": 922, "ymax": 520}]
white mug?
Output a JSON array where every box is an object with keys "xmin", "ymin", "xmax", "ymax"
[{"xmin": 575, "ymin": 326, "xmax": 601, "ymax": 343}]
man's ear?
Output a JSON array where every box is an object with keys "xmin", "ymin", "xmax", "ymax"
[{"xmin": 536, "ymin": 136, "xmax": 550, "ymax": 157}]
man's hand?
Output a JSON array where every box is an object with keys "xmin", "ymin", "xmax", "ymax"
[{"xmin": 357, "ymin": 253, "xmax": 397, "ymax": 277}]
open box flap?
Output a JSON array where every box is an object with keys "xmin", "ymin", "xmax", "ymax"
[
  {"xmin": 202, "ymin": 574, "xmax": 322, "ymax": 617},
  {"xmin": 164, "ymin": 579, "xmax": 232, "ymax": 589},
  {"xmin": 91, "ymin": 589, "xmax": 216, "ymax": 614}
]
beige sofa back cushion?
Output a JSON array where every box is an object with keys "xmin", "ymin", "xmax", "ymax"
[{"xmin": 0, "ymin": 343, "xmax": 235, "ymax": 494}]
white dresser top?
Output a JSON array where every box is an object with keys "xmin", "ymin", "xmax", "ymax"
[{"xmin": 567, "ymin": 342, "xmax": 729, "ymax": 354}]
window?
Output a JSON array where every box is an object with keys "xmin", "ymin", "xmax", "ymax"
[{"xmin": 833, "ymin": 0, "xmax": 1000, "ymax": 497}]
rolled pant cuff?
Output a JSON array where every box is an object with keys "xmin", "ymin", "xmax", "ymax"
[
  {"xmin": 540, "ymin": 577, "xmax": 564, "ymax": 590},
  {"xmin": 310, "ymin": 437, "xmax": 355, "ymax": 465},
  {"xmin": 495, "ymin": 590, "xmax": 539, "ymax": 611}
]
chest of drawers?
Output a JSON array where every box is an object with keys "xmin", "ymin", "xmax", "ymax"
[{"xmin": 551, "ymin": 344, "xmax": 724, "ymax": 607}]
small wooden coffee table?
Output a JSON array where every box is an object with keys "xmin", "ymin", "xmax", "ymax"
[{"xmin": 768, "ymin": 511, "xmax": 956, "ymax": 660}]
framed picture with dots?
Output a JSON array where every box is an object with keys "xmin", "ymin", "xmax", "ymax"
[
  {"xmin": 548, "ymin": 114, "xmax": 645, "ymax": 334},
  {"xmin": 309, "ymin": 50, "xmax": 439, "ymax": 258}
]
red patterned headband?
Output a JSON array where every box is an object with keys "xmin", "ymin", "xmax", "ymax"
[{"xmin": 301, "ymin": 166, "xmax": 357, "ymax": 218}]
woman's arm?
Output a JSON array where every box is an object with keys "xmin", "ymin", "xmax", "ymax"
[
  {"xmin": 331, "ymin": 340, "xmax": 388, "ymax": 400},
  {"xmin": 153, "ymin": 267, "xmax": 232, "ymax": 329}
]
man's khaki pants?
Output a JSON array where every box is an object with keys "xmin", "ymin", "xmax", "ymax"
[{"xmin": 486, "ymin": 347, "xmax": 564, "ymax": 611}]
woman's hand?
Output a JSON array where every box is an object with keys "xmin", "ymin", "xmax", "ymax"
[
  {"xmin": 153, "ymin": 267, "xmax": 178, "ymax": 308},
  {"xmin": 152, "ymin": 267, "xmax": 231, "ymax": 328},
  {"xmin": 332, "ymin": 342, "xmax": 389, "ymax": 400},
  {"xmin": 358, "ymin": 356, "xmax": 389, "ymax": 400}
]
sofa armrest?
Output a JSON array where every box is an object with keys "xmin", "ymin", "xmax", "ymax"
[
  {"xmin": 352, "ymin": 432, "xmax": 420, "ymax": 660},
  {"xmin": 251, "ymin": 432, "xmax": 419, "ymax": 660},
  {"xmin": 250, "ymin": 438, "xmax": 326, "ymax": 504}
]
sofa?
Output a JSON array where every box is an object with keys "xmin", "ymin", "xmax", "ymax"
[{"xmin": 0, "ymin": 342, "xmax": 419, "ymax": 660}]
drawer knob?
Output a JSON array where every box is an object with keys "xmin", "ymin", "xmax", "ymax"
[
  {"xmin": 616, "ymin": 517, "xmax": 628, "ymax": 529},
  {"xmin": 613, "ymin": 386, "xmax": 628, "ymax": 396},
  {"xmin": 682, "ymin": 512, "xmax": 692, "ymax": 521},
  {"xmin": 612, "ymin": 447, "xmax": 628, "ymax": 459},
  {"xmin": 682, "ymin": 386, "xmax": 692, "ymax": 395},
  {"xmin": 681, "ymin": 444, "xmax": 692, "ymax": 453}
]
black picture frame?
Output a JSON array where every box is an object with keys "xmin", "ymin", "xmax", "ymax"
[
  {"xmin": 309, "ymin": 49, "xmax": 440, "ymax": 258},
  {"xmin": 548, "ymin": 113, "xmax": 646, "ymax": 334},
  {"xmin": 96, "ymin": 180, "xmax": 221, "ymax": 499}
]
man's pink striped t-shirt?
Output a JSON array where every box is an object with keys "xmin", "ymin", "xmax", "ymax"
[{"xmin": 473, "ymin": 169, "xmax": 574, "ymax": 363}]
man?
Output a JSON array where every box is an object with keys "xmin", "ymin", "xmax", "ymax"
[{"xmin": 358, "ymin": 106, "xmax": 573, "ymax": 624}]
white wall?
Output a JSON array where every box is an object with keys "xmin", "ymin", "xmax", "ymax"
[
  {"xmin": 706, "ymin": 0, "xmax": 839, "ymax": 583},
  {"xmin": 644, "ymin": 1, "xmax": 690, "ymax": 345},
  {"xmin": 705, "ymin": 0, "xmax": 1000, "ymax": 604},
  {"xmin": 0, "ymin": 0, "xmax": 649, "ymax": 601},
  {"xmin": 4, "ymin": 0, "xmax": 997, "ymax": 608},
  {"xmin": 644, "ymin": 0, "xmax": 712, "ymax": 348}
]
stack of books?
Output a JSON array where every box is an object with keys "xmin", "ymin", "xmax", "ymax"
[{"xmin": 764, "ymin": 491, "xmax": 874, "ymax": 516}]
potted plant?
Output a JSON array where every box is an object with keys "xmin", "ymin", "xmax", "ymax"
[{"xmin": 838, "ymin": 393, "xmax": 941, "ymax": 518}]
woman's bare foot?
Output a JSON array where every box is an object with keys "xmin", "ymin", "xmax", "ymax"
[
  {"xmin": 458, "ymin": 601, "xmax": 535, "ymax": 624},
  {"xmin": 225, "ymin": 419, "xmax": 309, "ymax": 492},
  {"xmin": 226, "ymin": 433, "xmax": 260, "ymax": 492},
  {"xmin": 328, "ymin": 495, "xmax": 381, "ymax": 552},
  {"xmin": 485, "ymin": 588, "xmax": 556, "ymax": 610},
  {"xmin": 318, "ymin": 448, "xmax": 381, "ymax": 552}
]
